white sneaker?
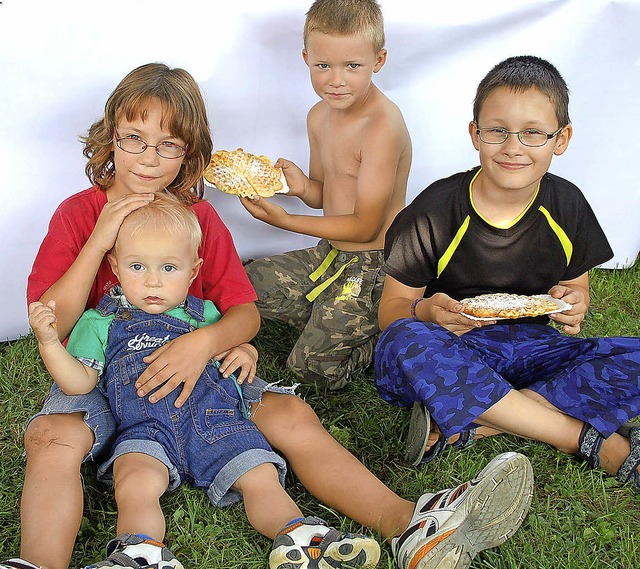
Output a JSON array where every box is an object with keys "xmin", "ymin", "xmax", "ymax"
[
  {"xmin": 392, "ymin": 452, "xmax": 534, "ymax": 569},
  {"xmin": 83, "ymin": 534, "xmax": 184, "ymax": 569},
  {"xmin": 269, "ymin": 516, "xmax": 381, "ymax": 568},
  {"xmin": 0, "ymin": 560, "xmax": 41, "ymax": 569}
]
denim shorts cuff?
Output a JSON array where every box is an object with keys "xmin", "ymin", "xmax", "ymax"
[
  {"xmin": 96, "ymin": 439, "xmax": 178, "ymax": 491},
  {"xmin": 240, "ymin": 376, "xmax": 299, "ymax": 405},
  {"xmin": 207, "ymin": 448, "xmax": 287, "ymax": 508}
]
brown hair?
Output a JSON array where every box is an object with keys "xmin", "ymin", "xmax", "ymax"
[
  {"xmin": 81, "ymin": 63, "xmax": 213, "ymax": 205},
  {"xmin": 304, "ymin": 0, "xmax": 385, "ymax": 52},
  {"xmin": 473, "ymin": 55, "xmax": 570, "ymax": 128}
]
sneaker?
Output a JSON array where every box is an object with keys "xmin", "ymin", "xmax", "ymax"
[
  {"xmin": 392, "ymin": 452, "xmax": 534, "ymax": 569},
  {"xmin": 0, "ymin": 560, "xmax": 41, "ymax": 569},
  {"xmin": 83, "ymin": 533, "xmax": 184, "ymax": 569},
  {"xmin": 269, "ymin": 516, "xmax": 381, "ymax": 568}
]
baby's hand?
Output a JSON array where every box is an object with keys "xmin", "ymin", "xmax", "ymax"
[
  {"xmin": 548, "ymin": 284, "xmax": 586, "ymax": 335},
  {"xmin": 28, "ymin": 300, "xmax": 59, "ymax": 346},
  {"xmin": 214, "ymin": 343, "xmax": 258, "ymax": 384}
]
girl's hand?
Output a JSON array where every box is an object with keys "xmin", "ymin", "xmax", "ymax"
[
  {"xmin": 548, "ymin": 284, "xmax": 587, "ymax": 335},
  {"xmin": 88, "ymin": 193, "xmax": 155, "ymax": 254},
  {"xmin": 136, "ymin": 330, "xmax": 211, "ymax": 407},
  {"xmin": 419, "ymin": 293, "xmax": 495, "ymax": 335},
  {"xmin": 28, "ymin": 300, "xmax": 59, "ymax": 345},
  {"xmin": 214, "ymin": 343, "xmax": 258, "ymax": 384}
]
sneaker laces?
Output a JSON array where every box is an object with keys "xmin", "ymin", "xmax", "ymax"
[{"xmin": 391, "ymin": 484, "xmax": 467, "ymax": 557}]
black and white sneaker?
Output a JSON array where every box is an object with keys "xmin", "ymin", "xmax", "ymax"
[
  {"xmin": 83, "ymin": 534, "xmax": 183, "ymax": 569},
  {"xmin": 392, "ymin": 452, "xmax": 534, "ymax": 569},
  {"xmin": 269, "ymin": 516, "xmax": 380, "ymax": 568}
]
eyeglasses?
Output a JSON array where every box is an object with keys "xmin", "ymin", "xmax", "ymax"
[
  {"xmin": 475, "ymin": 125, "xmax": 564, "ymax": 147},
  {"xmin": 113, "ymin": 128, "xmax": 188, "ymax": 159}
]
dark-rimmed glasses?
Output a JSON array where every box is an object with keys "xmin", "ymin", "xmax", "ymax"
[
  {"xmin": 114, "ymin": 128, "xmax": 188, "ymax": 159},
  {"xmin": 475, "ymin": 125, "xmax": 564, "ymax": 147}
]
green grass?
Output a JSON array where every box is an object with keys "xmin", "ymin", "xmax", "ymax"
[{"xmin": 1, "ymin": 258, "xmax": 639, "ymax": 568}]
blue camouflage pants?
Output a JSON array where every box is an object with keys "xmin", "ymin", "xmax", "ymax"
[{"xmin": 374, "ymin": 320, "xmax": 640, "ymax": 439}]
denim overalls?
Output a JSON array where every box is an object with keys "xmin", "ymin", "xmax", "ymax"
[{"xmin": 94, "ymin": 293, "xmax": 286, "ymax": 507}]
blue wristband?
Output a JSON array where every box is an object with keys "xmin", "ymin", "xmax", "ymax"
[{"xmin": 410, "ymin": 298, "xmax": 424, "ymax": 320}]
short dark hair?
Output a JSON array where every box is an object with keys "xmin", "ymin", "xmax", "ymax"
[{"xmin": 473, "ymin": 55, "xmax": 570, "ymax": 127}]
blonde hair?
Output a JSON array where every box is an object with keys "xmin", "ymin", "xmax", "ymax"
[
  {"xmin": 304, "ymin": 0, "xmax": 385, "ymax": 52},
  {"xmin": 81, "ymin": 63, "xmax": 213, "ymax": 205},
  {"xmin": 116, "ymin": 192, "xmax": 202, "ymax": 256}
]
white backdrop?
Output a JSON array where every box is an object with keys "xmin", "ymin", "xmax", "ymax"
[{"xmin": 1, "ymin": 0, "xmax": 639, "ymax": 341}]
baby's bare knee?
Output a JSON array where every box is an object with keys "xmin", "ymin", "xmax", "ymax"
[
  {"xmin": 113, "ymin": 455, "xmax": 168, "ymax": 504},
  {"xmin": 233, "ymin": 462, "xmax": 279, "ymax": 494}
]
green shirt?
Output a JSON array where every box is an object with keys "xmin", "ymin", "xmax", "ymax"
[{"xmin": 67, "ymin": 296, "xmax": 221, "ymax": 374}]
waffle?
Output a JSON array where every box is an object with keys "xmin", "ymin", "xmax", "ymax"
[
  {"xmin": 460, "ymin": 293, "xmax": 560, "ymax": 319},
  {"xmin": 204, "ymin": 148, "xmax": 284, "ymax": 198}
]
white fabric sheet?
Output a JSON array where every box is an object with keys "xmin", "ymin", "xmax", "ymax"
[{"xmin": 1, "ymin": 0, "xmax": 639, "ymax": 340}]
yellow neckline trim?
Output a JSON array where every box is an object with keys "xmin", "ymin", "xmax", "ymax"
[{"xmin": 469, "ymin": 168, "xmax": 540, "ymax": 229}]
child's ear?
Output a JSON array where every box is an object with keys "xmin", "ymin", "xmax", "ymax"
[
  {"xmin": 107, "ymin": 253, "xmax": 119, "ymax": 278},
  {"xmin": 302, "ymin": 48, "xmax": 309, "ymax": 67},
  {"xmin": 553, "ymin": 124, "xmax": 573, "ymax": 156},
  {"xmin": 190, "ymin": 258, "xmax": 204, "ymax": 285},
  {"xmin": 373, "ymin": 48, "xmax": 387, "ymax": 73},
  {"xmin": 469, "ymin": 122, "xmax": 481, "ymax": 151}
]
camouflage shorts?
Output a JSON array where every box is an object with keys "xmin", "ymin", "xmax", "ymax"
[{"xmin": 245, "ymin": 239, "xmax": 385, "ymax": 390}]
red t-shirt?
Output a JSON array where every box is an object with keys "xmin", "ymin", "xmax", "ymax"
[{"xmin": 27, "ymin": 187, "xmax": 257, "ymax": 314}]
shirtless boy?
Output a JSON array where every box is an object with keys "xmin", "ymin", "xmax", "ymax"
[{"xmin": 242, "ymin": 0, "xmax": 412, "ymax": 390}]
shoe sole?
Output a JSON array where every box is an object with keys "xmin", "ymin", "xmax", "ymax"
[
  {"xmin": 269, "ymin": 536, "xmax": 381, "ymax": 569},
  {"xmin": 410, "ymin": 452, "xmax": 534, "ymax": 569},
  {"xmin": 321, "ymin": 537, "xmax": 381, "ymax": 568},
  {"xmin": 617, "ymin": 421, "xmax": 639, "ymax": 439},
  {"xmin": 404, "ymin": 402, "xmax": 430, "ymax": 466}
]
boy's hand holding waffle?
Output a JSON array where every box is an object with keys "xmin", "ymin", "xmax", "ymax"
[{"xmin": 204, "ymin": 148, "xmax": 289, "ymax": 199}]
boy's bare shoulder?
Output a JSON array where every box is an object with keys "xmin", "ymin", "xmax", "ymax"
[
  {"xmin": 360, "ymin": 91, "xmax": 411, "ymax": 156},
  {"xmin": 307, "ymin": 100, "xmax": 328, "ymax": 126},
  {"xmin": 370, "ymin": 92, "xmax": 409, "ymax": 132}
]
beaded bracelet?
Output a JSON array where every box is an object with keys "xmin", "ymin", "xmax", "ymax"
[{"xmin": 410, "ymin": 297, "xmax": 424, "ymax": 320}]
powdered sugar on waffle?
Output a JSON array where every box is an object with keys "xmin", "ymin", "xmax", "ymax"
[
  {"xmin": 203, "ymin": 148, "xmax": 289, "ymax": 198},
  {"xmin": 461, "ymin": 293, "xmax": 572, "ymax": 320}
]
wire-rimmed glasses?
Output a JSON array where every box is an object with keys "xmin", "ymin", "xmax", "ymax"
[
  {"xmin": 475, "ymin": 125, "xmax": 564, "ymax": 147},
  {"xmin": 114, "ymin": 128, "xmax": 188, "ymax": 159}
]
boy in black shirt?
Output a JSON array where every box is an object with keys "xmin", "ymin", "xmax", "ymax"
[{"xmin": 376, "ymin": 56, "xmax": 640, "ymax": 492}]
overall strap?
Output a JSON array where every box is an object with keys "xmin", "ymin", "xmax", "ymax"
[{"xmin": 182, "ymin": 294, "xmax": 206, "ymax": 322}]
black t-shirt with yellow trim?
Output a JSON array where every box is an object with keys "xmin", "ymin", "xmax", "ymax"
[{"xmin": 384, "ymin": 166, "xmax": 613, "ymax": 301}]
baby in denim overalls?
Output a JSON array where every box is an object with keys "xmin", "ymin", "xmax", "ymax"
[{"xmin": 28, "ymin": 194, "xmax": 380, "ymax": 569}]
